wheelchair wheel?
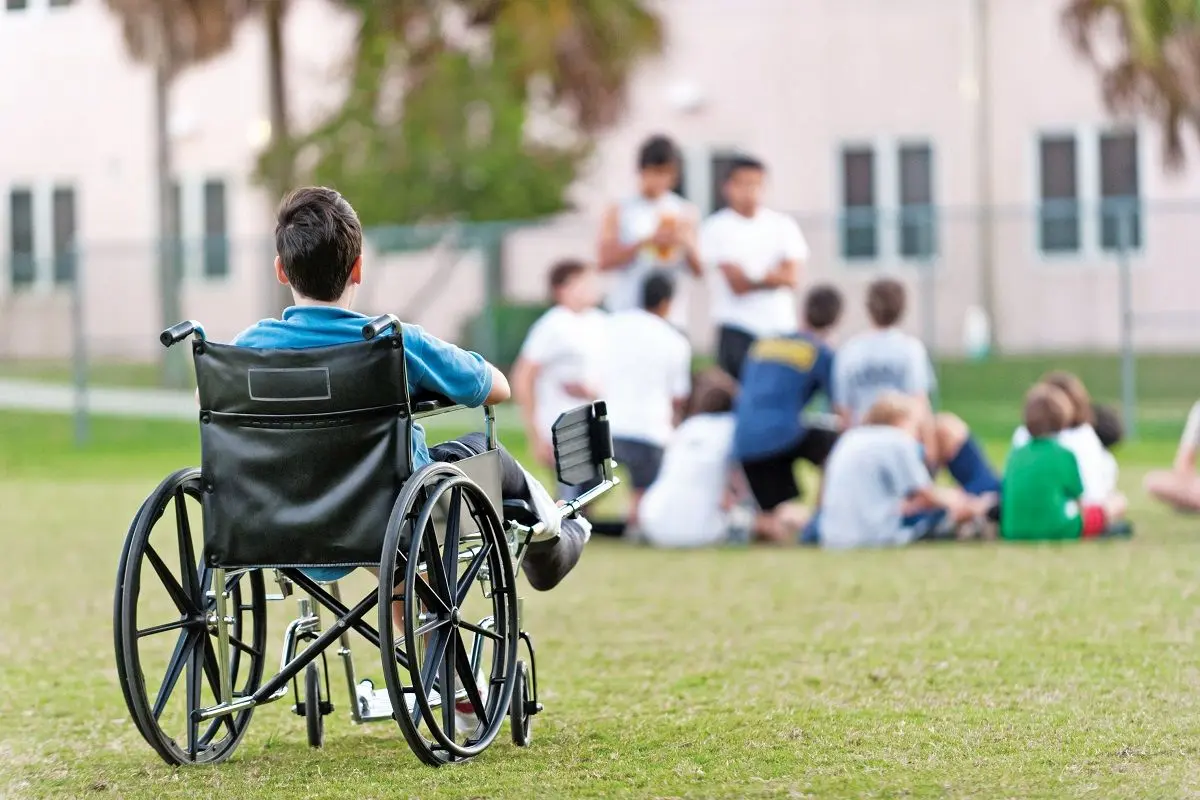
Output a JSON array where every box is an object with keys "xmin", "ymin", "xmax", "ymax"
[
  {"xmin": 510, "ymin": 661, "xmax": 532, "ymax": 747},
  {"xmin": 115, "ymin": 468, "xmax": 268, "ymax": 766},
  {"xmin": 378, "ymin": 463, "xmax": 520, "ymax": 766},
  {"xmin": 304, "ymin": 663, "xmax": 324, "ymax": 749}
]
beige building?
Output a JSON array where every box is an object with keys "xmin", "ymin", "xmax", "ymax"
[{"xmin": 3, "ymin": 0, "xmax": 1200, "ymax": 360}]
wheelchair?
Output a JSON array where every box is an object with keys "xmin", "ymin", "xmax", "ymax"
[{"xmin": 113, "ymin": 314, "xmax": 617, "ymax": 766}]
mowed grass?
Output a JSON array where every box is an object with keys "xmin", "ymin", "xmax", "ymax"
[{"xmin": 5, "ymin": 409, "xmax": 1200, "ymax": 798}]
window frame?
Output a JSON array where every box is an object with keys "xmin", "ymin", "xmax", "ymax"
[
  {"xmin": 896, "ymin": 139, "xmax": 938, "ymax": 262},
  {"xmin": 837, "ymin": 141, "xmax": 881, "ymax": 264}
]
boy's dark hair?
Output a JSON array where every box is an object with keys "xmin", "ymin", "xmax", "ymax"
[
  {"xmin": 866, "ymin": 278, "xmax": 906, "ymax": 327},
  {"xmin": 1024, "ymin": 383, "xmax": 1070, "ymax": 438},
  {"xmin": 641, "ymin": 271, "xmax": 675, "ymax": 311},
  {"xmin": 1091, "ymin": 402, "xmax": 1123, "ymax": 449},
  {"xmin": 724, "ymin": 154, "xmax": 766, "ymax": 181},
  {"xmin": 637, "ymin": 135, "xmax": 680, "ymax": 170},
  {"xmin": 804, "ymin": 284, "xmax": 843, "ymax": 331},
  {"xmin": 1041, "ymin": 370, "xmax": 1094, "ymax": 427},
  {"xmin": 548, "ymin": 258, "xmax": 588, "ymax": 295},
  {"xmin": 687, "ymin": 367, "xmax": 737, "ymax": 417},
  {"xmin": 275, "ymin": 187, "xmax": 362, "ymax": 302}
]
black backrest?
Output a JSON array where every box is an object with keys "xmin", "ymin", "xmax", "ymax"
[{"xmin": 193, "ymin": 334, "xmax": 412, "ymax": 568}]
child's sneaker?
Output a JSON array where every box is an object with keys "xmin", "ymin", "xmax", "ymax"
[{"xmin": 454, "ymin": 668, "xmax": 488, "ymax": 737}]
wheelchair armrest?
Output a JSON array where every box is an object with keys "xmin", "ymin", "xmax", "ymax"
[{"xmin": 412, "ymin": 392, "xmax": 458, "ymax": 414}]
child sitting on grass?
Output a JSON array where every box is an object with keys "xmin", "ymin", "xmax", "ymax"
[
  {"xmin": 1011, "ymin": 371, "xmax": 1116, "ymax": 504},
  {"xmin": 804, "ymin": 392, "xmax": 992, "ymax": 549},
  {"xmin": 1001, "ymin": 383, "xmax": 1128, "ymax": 541}
]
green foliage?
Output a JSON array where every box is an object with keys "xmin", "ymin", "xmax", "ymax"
[{"xmin": 258, "ymin": 0, "xmax": 662, "ymax": 226}]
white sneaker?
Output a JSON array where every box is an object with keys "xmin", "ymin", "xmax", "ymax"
[{"xmin": 454, "ymin": 670, "xmax": 488, "ymax": 736}]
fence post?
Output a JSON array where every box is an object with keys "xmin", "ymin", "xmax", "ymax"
[
  {"xmin": 69, "ymin": 244, "xmax": 89, "ymax": 446},
  {"xmin": 918, "ymin": 209, "xmax": 940, "ymax": 410},
  {"xmin": 1117, "ymin": 203, "xmax": 1137, "ymax": 440},
  {"xmin": 480, "ymin": 227, "xmax": 503, "ymax": 364}
]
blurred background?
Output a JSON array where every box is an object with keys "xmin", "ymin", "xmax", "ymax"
[{"xmin": 2, "ymin": 0, "xmax": 1200, "ymax": 443}]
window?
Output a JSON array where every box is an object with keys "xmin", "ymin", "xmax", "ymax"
[
  {"xmin": 8, "ymin": 189, "xmax": 35, "ymax": 289},
  {"xmin": 898, "ymin": 143, "xmax": 935, "ymax": 258},
  {"xmin": 5, "ymin": 0, "xmax": 29, "ymax": 11},
  {"xmin": 202, "ymin": 179, "xmax": 229, "ymax": 278},
  {"xmin": 51, "ymin": 186, "xmax": 75, "ymax": 285},
  {"xmin": 49, "ymin": 0, "xmax": 75, "ymax": 6},
  {"xmin": 1038, "ymin": 135, "xmax": 1080, "ymax": 254},
  {"xmin": 708, "ymin": 152, "xmax": 742, "ymax": 214},
  {"xmin": 840, "ymin": 147, "xmax": 877, "ymax": 260},
  {"xmin": 1099, "ymin": 130, "xmax": 1141, "ymax": 251}
]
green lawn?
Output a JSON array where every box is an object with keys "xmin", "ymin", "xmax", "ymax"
[{"xmin": 4, "ymin": 410, "xmax": 1200, "ymax": 798}]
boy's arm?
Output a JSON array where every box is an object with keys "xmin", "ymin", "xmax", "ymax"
[
  {"xmin": 406, "ymin": 325, "xmax": 497, "ymax": 408},
  {"xmin": 511, "ymin": 356, "xmax": 553, "ymax": 465},
  {"xmin": 597, "ymin": 204, "xmax": 643, "ymax": 271}
]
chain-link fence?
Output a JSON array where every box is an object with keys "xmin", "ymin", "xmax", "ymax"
[{"xmin": 2, "ymin": 204, "xmax": 1198, "ymax": 443}]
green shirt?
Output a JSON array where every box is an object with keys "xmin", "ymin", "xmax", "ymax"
[{"xmin": 1001, "ymin": 438, "xmax": 1085, "ymax": 541}]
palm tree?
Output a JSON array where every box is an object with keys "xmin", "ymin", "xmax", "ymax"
[
  {"xmin": 1063, "ymin": 0, "xmax": 1200, "ymax": 167},
  {"xmin": 103, "ymin": 0, "xmax": 251, "ymax": 386},
  {"xmin": 463, "ymin": 0, "xmax": 664, "ymax": 134}
]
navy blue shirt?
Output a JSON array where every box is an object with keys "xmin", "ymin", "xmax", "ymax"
[
  {"xmin": 733, "ymin": 332, "xmax": 834, "ymax": 461},
  {"xmin": 232, "ymin": 306, "xmax": 493, "ymax": 471}
]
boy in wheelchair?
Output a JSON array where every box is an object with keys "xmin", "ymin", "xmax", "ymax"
[{"xmin": 232, "ymin": 186, "xmax": 590, "ymax": 591}]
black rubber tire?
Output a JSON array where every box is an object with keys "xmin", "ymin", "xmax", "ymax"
[
  {"xmin": 377, "ymin": 463, "xmax": 520, "ymax": 766},
  {"xmin": 116, "ymin": 469, "xmax": 268, "ymax": 766},
  {"xmin": 305, "ymin": 663, "xmax": 324, "ymax": 749},
  {"xmin": 510, "ymin": 661, "xmax": 532, "ymax": 747}
]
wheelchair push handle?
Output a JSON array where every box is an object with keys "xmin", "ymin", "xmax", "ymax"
[
  {"xmin": 362, "ymin": 314, "xmax": 401, "ymax": 340},
  {"xmin": 160, "ymin": 320, "xmax": 206, "ymax": 348}
]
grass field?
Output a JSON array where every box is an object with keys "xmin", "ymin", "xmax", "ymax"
[{"xmin": 5, "ymin": 396, "xmax": 1200, "ymax": 798}]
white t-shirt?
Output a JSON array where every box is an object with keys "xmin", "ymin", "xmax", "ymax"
[
  {"xmin": 699, "ymin": 207, "xmax": 808, "ymax": 338},
  {"xmin": 605, "ymin": 191, "xmax": 696, "ymax": 329},
  {"xmin": 1011, "ymin": 423, "xmax": 1117, "ymax": 503},
  {"xmin": 601, "ymin": 309, "xmax": 691, "ymax": 447},
  {"xmin": 519, "ymin": 306, "xmax": 608, "ymax": 438},
  {"xmin": 640, "ymin": 413, "xmax": 736, "ymax": 547}
]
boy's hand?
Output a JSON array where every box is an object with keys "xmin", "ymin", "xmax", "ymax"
[{"xmin": 561, "ymin": 381, "xmax": 597, "ymax": 400}]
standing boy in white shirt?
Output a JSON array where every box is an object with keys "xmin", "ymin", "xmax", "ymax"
[
  {"xmin": 512, "ymin": 260, "xmax": 608, "ymax": 499},
  {"xmin": 601, "ymin": 272, "xmax": 692, "ymax": 529},
  {"xmin": 597, "ymin": 135, "xmax": 702, "ymax": 330},
  {"xmin": 699, "ymin": 155, "xmax": 808, "ymax": 379}
]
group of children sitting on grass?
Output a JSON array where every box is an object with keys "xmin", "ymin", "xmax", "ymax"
[{"xmin": 635, "ymin": 277, "xmax": 1137, "ymax": 549}]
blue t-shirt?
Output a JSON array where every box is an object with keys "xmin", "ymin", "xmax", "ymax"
[
  {"xmin": 231, "ymin": 306, "xmax": 493, "ymax": 471},
  {"xmin": 732, "ymin": 332, "xmax": 834, "ymax": 461}
]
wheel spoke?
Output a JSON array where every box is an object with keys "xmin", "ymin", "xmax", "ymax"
[
  {"xmin": 459, "ymin": 619, "xmax": 503, "ymax": 642},
  {"xmin": 185, "ymin": 631, "xmax": 203, "ymax": 759},
  {"xmin": 410, "ymin": 573, "xmax": 449, "ymax": 615},
  {"xmin": 151, "ymin": 629, "xmax": 195, "ymax": 720},
  {"xmin": 419, "ymin": 626, "xmax": 451, "ymax": 699},
  {"xmin": 175, "ymin": 489, "xmax": 202, "ymax": 603},
  {"xmin": 456, "ymin": 541, "xmax": 492, "ymax": 606},
  {"xmin": 228, "ymin": 634, "xmax": 261, "ymax": 659},
  {"xmin": 137, "ymin": 617, "xmax": 197, "ymax": 638},
  {"xmin": 442, "ymin": 487, "xmax": 462, "ymax": 595},
  {"xmin": 453, "ymin": 631, "xmax": 487, "ymax": 725},
  {"xmin": 414, "ymin": 616, "xmax": 450, "ymax": 638},
  {"xmin": 440, "ymin": 627, "xmax": 457, "ymax": 740},
  {"xmin": 421, "ymin": 517, "xmax": 452, "ymax": 606},
  {"xmin": 144, "ymin": 545, "xmax": 197, "ymax": 616}
]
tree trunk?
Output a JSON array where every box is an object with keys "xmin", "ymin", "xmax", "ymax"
[
  {"xmin": 264, "ymin": 0, "xmax": 294, "ymax": 317},
  {"xmin": 154, "ymin": 14, "xmax": 187, "ymax": 388}
]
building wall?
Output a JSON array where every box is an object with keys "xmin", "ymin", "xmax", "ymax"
[{"xmin": 2, "ymin": 0, "xmax": 1199, "ymax": 359}]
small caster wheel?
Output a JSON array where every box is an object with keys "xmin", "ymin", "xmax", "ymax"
[
  {"xmin": 305, "ymin": 663, "xmax": 324, "ymax": 748},
  {"xmin": 511, "ymin": 660, "xmax": 532, "ymax": 747}
]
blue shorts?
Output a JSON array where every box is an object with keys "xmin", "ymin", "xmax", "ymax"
[{"xmin": 801, "ymin": 508, "xmax": 949, "ymax": 546}]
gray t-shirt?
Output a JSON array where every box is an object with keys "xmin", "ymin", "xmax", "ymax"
[
  {"xmin": 819, "ymin": 425, "xmax": 931, "ymax": 549},
  {"xmin": 832, "ymin": 328, "xmax": 935, "ymax": 424}
]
